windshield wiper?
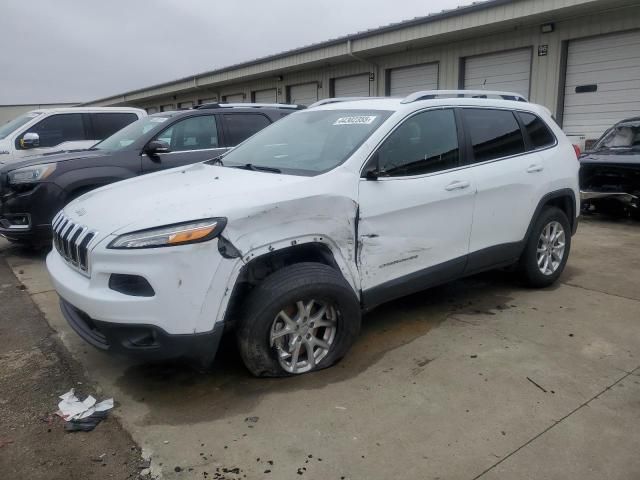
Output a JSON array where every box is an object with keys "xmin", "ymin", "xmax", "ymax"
[{"xmin": 232, "ymin": 163, "xmax": 282, "ymax": 173}]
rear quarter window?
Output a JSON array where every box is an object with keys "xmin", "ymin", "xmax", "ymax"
[
  {"xmin": 518, "ymin": 112, "xmax": 556, "ymax": 150},
  {"xmin": 462, "ymin": 108, "xmax": 525, "ymax": 163}
]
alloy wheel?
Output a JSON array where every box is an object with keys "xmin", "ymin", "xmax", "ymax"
[
  {"xmin": 270, "ymin": 299, "xmax": 338, "ymax": 374},
  {"xmin": 536, "ymin": 220, "xmax": 566, "ymax": 276}
]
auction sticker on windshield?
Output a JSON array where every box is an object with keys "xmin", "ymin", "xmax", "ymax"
[{"xmin": 333, "ymin": 116, "xmax": 377, "ymax": 125}]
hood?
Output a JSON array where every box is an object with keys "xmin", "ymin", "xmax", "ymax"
[
  {"xmin": 0, "ymin": 149, "xmax": 109, "ymax": 172},
  {"xmin": 580, "ymin": 150, "xmax": 640, "ymax": 166},
  {"xmin": 64, "ymin": 163, "xmax": 314, "ymax": 238}
]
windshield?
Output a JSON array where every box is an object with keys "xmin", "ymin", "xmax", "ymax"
[
  {"xmin": 596, "ymin": 122, "xmax": 640, "ymax": 150},
  {"xmin": 92, "ymin": 115, "xmax": 171, "ymax": 152},
  {"xmin": 215, "ymin": 109, "xmax": 391, "ymax": 175},
  {"xmin": 0, "ymin": 112, "xmax": 42, "ymax": 140}
]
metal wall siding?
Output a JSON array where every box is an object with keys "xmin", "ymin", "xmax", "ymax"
[{"xmin": 87, "ymin": 1, "xmax": 640, "ymax": 139}]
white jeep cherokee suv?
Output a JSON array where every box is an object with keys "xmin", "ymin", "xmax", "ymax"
[{"xmin": 46, "ymin": 91, "xmax": 579, "ymax": 376}]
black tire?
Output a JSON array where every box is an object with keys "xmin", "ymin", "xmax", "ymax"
[
  {"xmin": 236, "ymin": 262, "xmax": 361, "ymax": 377},
  {"xmin": 519, "ymin": 207, "xmax": 571, "ymax": 288}
]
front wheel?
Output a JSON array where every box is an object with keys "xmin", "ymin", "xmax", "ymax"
[
  {"xmin": 236, "ymin": 263, "xmax": 361, "ymax": 377},
  {"xmin": 519, "ymin": 207, "xmax": 571, "ymax": 288}
]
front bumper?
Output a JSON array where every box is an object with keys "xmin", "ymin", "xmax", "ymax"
[
  {"xmin": 46, "ymin": 239, "xmax": 236, "ymax": 334},
  {"xmin": 0, "ymin": 182, "xmax": 66, "ymax": 245},
  {"xmin": 60, "ymin": 298, "xmax": 224, "ymax": 364}
]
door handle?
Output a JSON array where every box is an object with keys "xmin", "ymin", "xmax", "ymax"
[
  {"xmin": 445, "ymin": 180, "xmax": 470, "ymax": 191},
  {"xmin": 527, "ymin": 164, "xmax": 544, "ymax": 173}
]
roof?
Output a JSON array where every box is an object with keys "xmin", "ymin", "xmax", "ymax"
[{"xmin": 84, "ymin": 0, "xmax": 512, "ymax": 105}]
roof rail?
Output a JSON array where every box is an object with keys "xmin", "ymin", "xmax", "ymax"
[
  {"xmin": 308, "ymin": 97, "xmax": 374, "ymax": 108},
  {"xmin": 401, "ymin": 90, "xmax": 528, "ymax": 104},
  {"xmin": 195, "ymin": 102, "xmax": 305, "ymax": 110}
]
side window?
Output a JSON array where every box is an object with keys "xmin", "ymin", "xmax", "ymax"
[
  {"xmin": 376, "ymin": 109, "xmax": 459, "ymax": 177},
  {"xmin": 154, "ymin": 115, "xmax": 219, "ymax": 152},
  {"xmin": 518, "ymin": 112, "xmax": 555, "ymax": 150},
  {"xmin": 91, "ymin": 113, "xmax": 139, "ymax": 140},
  {"xmin": 462, "ymin": 109, "xmax": 525, "ymax": 163},
  {"xmin": 21, "ymin": 113, "xmax": 85, "ymax": 149},
  {"xmin": 224, "ymin": 114, "xmax": 271, "ymax": 146}
]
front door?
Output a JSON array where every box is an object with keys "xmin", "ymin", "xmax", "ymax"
[
  {"xmin": 141, "ymin": 114, "xmax": 226, "ymax": 173},
  {"xmin": 358, "ymin": 108, "xmax": 475, "ymax": 306}
]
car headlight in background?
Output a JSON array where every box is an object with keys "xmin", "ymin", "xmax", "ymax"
[
  {"xmin": 8, "ymin": 163, "xmax": 57, "ymax": 184},
  {"xmin": 108, "ymin": 218, "xmax": 227, "ymax": 249}
]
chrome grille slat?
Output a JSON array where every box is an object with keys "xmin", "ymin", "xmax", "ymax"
[{"xmin": 52, "ymin": 212, "xmax": 97, "ymax": 276}]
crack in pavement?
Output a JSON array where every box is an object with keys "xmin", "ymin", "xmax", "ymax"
[
  {"xmin": 561, "ymin": 281, "xmax": 640, "ymax": 303},
  {"xmin": 471, "ymin": 366, "xmax": 640, "ymax": 480}
]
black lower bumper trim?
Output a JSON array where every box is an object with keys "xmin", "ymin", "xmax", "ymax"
[{"xmin": 60, "ymin": 298, "xmax": 224, "ymax": 365}]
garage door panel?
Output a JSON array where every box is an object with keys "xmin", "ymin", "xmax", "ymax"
[
  {"xmin": 224, "ymin": 94, "xmax": 245, "ymax": 103},
  {"xmin": 254, "ymin": 89, "xmax": 277, "ymax": 103},
  {"xmin": 564, "ymin": 101, "xmax": 640, "ymax": 115},
  {"xmin": 567, "ymin": 59, "xmax": 640, "ymax": 77},
  {"xmin": 288, "ymin": 83, "xmax": 318, "ymax": 106},
  {"xmin": 567, "ymin": 33, "xmax": 640, "ymax": 53},
  {"xmin": 464, "ymin": 48, "xmax": 531, "ymax": 98},
  {"xmin": 466, "ymin": 50, "xmax": 531, "ymax": 68},
  {"xmin": 465, "ymin": 70, "xmax": 531, "ymax": 83},
  {"xmin": 563, "ymin": 30, "xmax": 640, "ymax": 140},
  {"xmin": 564, "ymin": 89, "xmax": 640, "ymax": 106},
  {"xmin": 334, "ymin": 74, "xmax": 370, "ymax": 97},
  {"xmin": 389, "ymin": 63, "xmax": 438, "ymax": 96},
  {"xmin": 565, "ymin": 68, "xmax": 640, "ymax": 87}
]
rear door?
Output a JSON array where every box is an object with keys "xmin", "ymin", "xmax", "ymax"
[
  {"xmin": 141, "ymin": 113, "xmax": 226, "ymax": 173},
  {"xmin": 358, "ymin": 108, "xmax": 475, "ymax": 305},
  {"xmin": 462, "ymin": 108, "xmax": 551, "ymax": 272}
]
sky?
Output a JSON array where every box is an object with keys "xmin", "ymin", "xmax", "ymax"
[{"xmin": 0, "ymin": 0, "xmax": 472, "ymax": 104}]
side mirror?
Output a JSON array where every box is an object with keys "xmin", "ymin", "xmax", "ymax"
[
  {"xmin": 20, "ymin": 132, "xmax": 40, "ymax": 149},
  {"xmin": 145, "ymin": 140, "xmax": 170, "ymax": 156}
]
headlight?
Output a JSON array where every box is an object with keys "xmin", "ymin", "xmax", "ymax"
[
  {"xmin": 8, "ymin": 163, "xmax": 57, "ymax": 184},
  {"xmin": 108, "ymin": 218, "xmax": 226, "ymax": 249}
]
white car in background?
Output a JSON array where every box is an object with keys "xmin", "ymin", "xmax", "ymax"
[
  {"xmin": 46, "ymin": 91, "xmax": 580, "ymax": 377},
  {"xmin": 0, "ymin": 107, "xmax": 145, "ymax": 164}
]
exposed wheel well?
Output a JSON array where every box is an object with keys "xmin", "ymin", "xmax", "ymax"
[
  {"xmin": 531, "ymin": 190, "xmax": 577, "ymax": 238},
  {"xmin": 223, "ymin": 243, "xmax": 341, "ymax": 327},
  {"xmin": 544, "ymin": 195, "xmax": 574, "ymax": 225}
]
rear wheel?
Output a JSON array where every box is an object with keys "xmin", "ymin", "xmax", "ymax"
[
  {"xmin": 519, "ymin": 207, "xmax": 571, "ymax": 287},
  {"xmin": 236, "ymin": 263, "xmax": 361, "ymax": 377}
]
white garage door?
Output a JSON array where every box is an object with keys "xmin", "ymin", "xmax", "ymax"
[
  {"xmin": 288, "ymin": 83, "xmax": 318, "ymax": 106},
  {"xmin": 464, "ymin": 49, "xmax": 531, "ymax": 98},
  {"xmin": 563, "ymin": 30, "xmax": 640, "ymax": 143},
  {"xmin": 253, "ymin": 89, "xmax": 277, "ymax": 103},
  {"xmin": 389, "ymin": 63, "xmax": 439, "ymax": 96},
  {"xmin": 223, "ymin": 93, "xmax": 245, "ymax": 103},
  {"xmin": 334, "ymin": 74, "xmax": 370, "ymax": 97}
]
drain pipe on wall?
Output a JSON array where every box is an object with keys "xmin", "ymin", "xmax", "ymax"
[{"xmin": 347, "ymin": 39, "xmax": 379, "ymax": 96}]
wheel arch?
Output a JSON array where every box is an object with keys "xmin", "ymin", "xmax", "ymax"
[
  {"xmin": 219, "ymin": 238, "xmax": 359, "ymax": 328},
  {"xmin": 525, "ymin": 189, "xmax": 578, "ymax": 243}
]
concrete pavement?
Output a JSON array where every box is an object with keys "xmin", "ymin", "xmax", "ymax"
[{"xmin": 1, "ymin": 217, "xmax": 639, "ymax": 480}]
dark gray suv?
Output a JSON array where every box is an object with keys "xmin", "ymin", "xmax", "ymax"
[{"xmin": 0, "ymin": 103, "xmax": 303, "ymax": 246}]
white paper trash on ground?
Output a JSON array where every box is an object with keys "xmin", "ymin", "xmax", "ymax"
[{"xmin": 56, "ymin": 389, "xmax": 114, "ymax": 421}]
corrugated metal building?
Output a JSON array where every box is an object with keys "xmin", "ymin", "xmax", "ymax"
[
  {"xmin": 83, "ymin": 0, "xmax": 640, "ymax": 146},
  {"xmin": 0, "ymin": 103, "xmax": 78, "ymax": 125}
]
